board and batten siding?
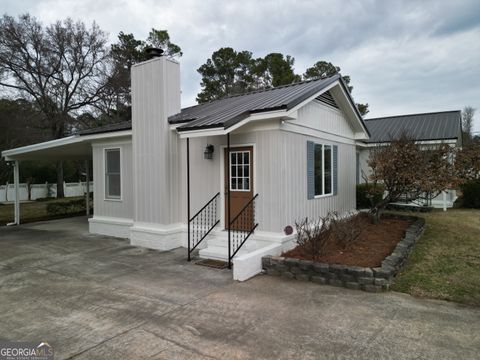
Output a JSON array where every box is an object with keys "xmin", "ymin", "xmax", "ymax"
[
  {"xmin": 91, "ymin": 138, "xmax": 134, "ymax": 220},
  {"xmin": 131, "ymin": 57, "xmax": 181, "ymax": 225},
  {"xmin": 280, "ymin": 131, "xmax": 356, "ymax": 231}
]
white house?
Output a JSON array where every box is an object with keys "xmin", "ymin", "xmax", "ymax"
[{"xmin": 0, "ymin": 52, "xmax": 374, "ymax": 280}]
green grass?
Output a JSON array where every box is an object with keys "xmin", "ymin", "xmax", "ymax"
[
  {"xmin": 392, "ymin": 209, "xmax": 480, "ymax": 306},
  {"xmin": 0, "ymin": 196, "xmax": 87, "ymax": 226}
]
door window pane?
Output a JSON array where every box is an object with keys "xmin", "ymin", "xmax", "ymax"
[{"xmin": 229, "ymin": 151, "xmax": 251, "ymax": 191}]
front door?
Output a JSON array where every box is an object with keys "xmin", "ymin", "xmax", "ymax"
[{"xmin": 224, "ymin": 146, "xmax": 254, "ymax": 230}]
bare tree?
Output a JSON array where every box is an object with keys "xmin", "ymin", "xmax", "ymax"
[
  {"xmin": 462, "ymin": 106, "xmax": 476, "ymax": 145},
  {"xmin": 455, "ymin": 140, "xmax": 480, "ymax": 182},
  {"xmin": 365, "ymin": 135, "xmax": 457, "ymax": 222},
  {"xmin": 0, "ymin": 14, "xmax": 111, "ymax": 196}
]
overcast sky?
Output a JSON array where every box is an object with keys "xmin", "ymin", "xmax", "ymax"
[{"xmin": 4, "ymin": 0, "xmax": 480, "ymax": 131}]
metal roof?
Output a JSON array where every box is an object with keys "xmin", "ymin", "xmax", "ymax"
[
  {"xmin": 171, "ymin": 75, "xmax": 345, "ymax": 132},
  {"xmin": 363, "ymin": 111, "xmax": 461, "ymax": 143},
  {"xmin": 78, "ymin": 121, "xmax": 132, "ymax": 136},
  {"xmin": 77, "ymin": 74, "xmax": 364, "ymax": 136}
]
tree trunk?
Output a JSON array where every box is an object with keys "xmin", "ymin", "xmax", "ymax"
[{"xmin": 56, "ymin": 161, "xmax": 64, "ymax": 198}]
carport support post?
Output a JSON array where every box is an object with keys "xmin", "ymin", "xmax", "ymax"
[
  {"xmin": 13, "ymin": 160, "xmax": 20, "ymax": 225},
  {"xmin": 227, "ymin": 133, "xmax": 231, "ymax": 269},
  {"xmin": 187, "ymin": 137, "xmax": 191, "ymax": 261},
  {"xmin": 85, "ymin": 160, "xmax": 90, "ymax": 216}
]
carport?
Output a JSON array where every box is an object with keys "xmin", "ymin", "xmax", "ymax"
[{"xmin": 1, "ymin": 129, "xmax": 131, "ymax": 225}]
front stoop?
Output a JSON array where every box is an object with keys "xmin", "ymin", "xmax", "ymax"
[{"xmin": 198, "ymin": 230, "xmax": 257, "ymax": 261}]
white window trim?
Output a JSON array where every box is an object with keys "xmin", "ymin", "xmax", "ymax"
[
  {"xmin": 103, "ymin": 147, "xmax": 123, "ymax": 202},
  {"xmin": 229, "ymin": 150, "xmax": 251, "ymax": 192},
  {"xmin": 314, "ymin": 143, "xmax": 334, "ymax": 198}
]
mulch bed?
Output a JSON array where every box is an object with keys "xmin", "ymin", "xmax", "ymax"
[{"xmin": 282, "ymin": 218, "xmax": 412, "ymax": 267}]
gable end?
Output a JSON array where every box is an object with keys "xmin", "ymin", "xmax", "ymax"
[{"xmin": 316, "ymin": 91, "xmax": 339, "ymax": 109}]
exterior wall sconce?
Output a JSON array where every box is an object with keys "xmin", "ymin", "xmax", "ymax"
[{"xmin": 204, "ymin": 144, "xmax": 214, "ymax": 159}]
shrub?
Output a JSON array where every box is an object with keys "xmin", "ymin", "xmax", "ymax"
[
  {"xmin": 294, "ymin": 212, "xmax": 369, "ymax": 260},
  {"xmin": 356, "ymin": 183, "xmax": 384, "ymax": 209},
  {"xmin": 295, "ymin": 216, "xmax": 333, "ymax": 261},
  {"xmin": 460, "ymin": 180, "xmax": 480, "ymax": 208},
  {"xmin": 46, "ymin": 198, "xmax": 88, "ymax": 216},
  {"xmin": 35, "ymin": 196, "xmax": 55, "ymax": 202},
  {"xmin": 330, "ymin": 211, "xmax": 369, "ymax": 249}
]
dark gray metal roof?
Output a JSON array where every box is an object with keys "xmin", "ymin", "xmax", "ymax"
[
  {"xmin": 172, "ymin": 75, "xmax": 350, "ymax": 132},
  {"xmin": 78, "ymin": 121, "xmax": 132, "ymax": 136},
  {"xmin": 78, "ymin": 74, "xmax": 366, "ymax": 136},
  {"xmin": 363, "ymin": 111, "xmax": 461, "ymax": 143}
]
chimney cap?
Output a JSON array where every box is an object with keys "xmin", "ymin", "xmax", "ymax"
[{"xmin": 145, "ymin": 47, "xmax": 164, "ymax": 58}]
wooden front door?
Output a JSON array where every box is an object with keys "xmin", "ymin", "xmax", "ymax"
[{"xmin": 224, "ymin": 146, "xmax": 254, "ymax": 230}]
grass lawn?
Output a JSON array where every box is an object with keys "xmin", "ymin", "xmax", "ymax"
[
  {"xmin": 0, "ymin": 197, "xmax": 87, "ymax": 226},
  {"xmin": 392, "ymin": 208, "xmax": 480, "ymax": 306}
]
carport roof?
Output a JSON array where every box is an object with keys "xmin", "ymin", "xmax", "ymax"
[
  {"xmin": 363, "ymin": 110, "xmax": 462, "ymax": 143},
  {"xmin": 2, "ymin": 129, "xmax": 132, "ymax": 161}
]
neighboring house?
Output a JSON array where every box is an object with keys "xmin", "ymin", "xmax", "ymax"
[
  {"xmin": 357, "ymin": 111, "xmax": 462, "ymax": 208},
  {"xmin": 2, "ymin": 53, "xmax": 369, "ymax": 280}
]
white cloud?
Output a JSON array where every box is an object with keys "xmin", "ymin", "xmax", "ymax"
[{"xmin": 3, "ymin": 0, "xmax": 480, "ymax": 130}]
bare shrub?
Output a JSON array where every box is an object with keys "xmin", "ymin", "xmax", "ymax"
[
  {"xmin": 295, "ymin": 212, "xmax": 370, "ymax": 260},
  {"xmin": 295, "ymin": 215, "xmax": 333, "ymax": 261},
  {"xmin": 330, "ymin": 211, "xmax": 369, "ymax": 250}
]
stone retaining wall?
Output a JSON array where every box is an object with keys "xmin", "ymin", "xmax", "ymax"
[{"xmin": 261, "ymin": 215, "xmax": 425, "ymax": 292}]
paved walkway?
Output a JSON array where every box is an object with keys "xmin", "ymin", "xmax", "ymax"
[{"xmin": 1, "ymin": 217, "xmax": 479, "ymax": 359}]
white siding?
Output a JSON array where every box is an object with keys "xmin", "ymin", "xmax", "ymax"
[
  {"xmin": 131, "ymin": 57, "xmax": 181, "ymax": 225},
  {"xmin": 292, "ymin": 100, "xmax": 355, "ymax": 138},
  {"xmin": 280, "ymin": 131, "xmax": 356, "ymax": 231},
  {"xmin": 177, "ymin": 117, "xmax": 357, "ymax": 232},
  {"xmin": 91, "ymin": 138, "xmax": 133, "ymax": 220},
  {"xmin": 358, "ymin": 148, "xmax": 371, "ymax": 183}
]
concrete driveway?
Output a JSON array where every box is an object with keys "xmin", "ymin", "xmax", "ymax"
[{"xmin": 1, "ymin": 217, "xmax": 479, "ymax": 359}]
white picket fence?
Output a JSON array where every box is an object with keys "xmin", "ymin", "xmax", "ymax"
[{"xmin": 0, "ymin": 181, "xmax": 93, "ymax": 202}]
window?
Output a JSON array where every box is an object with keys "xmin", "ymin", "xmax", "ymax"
[
  {"xmin": 230, "ymin": 151, "xmax": 250, "ymax": 191},
  {"xmin": 105, "ymin": 148, "xmax": 121, "ymax": 199},
  {"xmin": 314, "ymin": 143, "xmax": 333, "ymax": 196}
]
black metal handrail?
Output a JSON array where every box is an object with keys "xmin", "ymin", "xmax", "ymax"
[
  {"xmin": 188, "ymin": 192, "xmax": 220, "ymax": 261},
  {"xmin": 228, "ymin": 194, "xmax": 259, "ymax": 267}
]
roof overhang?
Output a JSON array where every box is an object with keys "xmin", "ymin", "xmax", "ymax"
[
  {"xmin": 2, "ymin": 130, "xmax": 132, "ymax": 161},
  {"xmin": 176, "ymin": 109, "xmax": 292, "ymax": 138},
  {"xmin": 177, "ymin": 79, "xmax": 370, "ymax": 140}
]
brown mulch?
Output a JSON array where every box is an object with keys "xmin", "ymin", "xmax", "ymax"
[{"xmin": 282, "ymin": 218, "xmax": 411, "ymax": 268}]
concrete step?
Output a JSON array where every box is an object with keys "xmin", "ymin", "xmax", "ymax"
[{"xmin": 198, "ymin": 231, "xmax": 256, "ymax": 261}]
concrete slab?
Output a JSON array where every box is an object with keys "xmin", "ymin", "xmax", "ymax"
[{"xmin": 0, "ymin": 217, "xmax": 479, "ymax": 359}]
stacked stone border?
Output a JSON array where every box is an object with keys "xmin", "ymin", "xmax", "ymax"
[{"xmin": 262, "ymin": 214, "xmax": 425, "ymax": 292}]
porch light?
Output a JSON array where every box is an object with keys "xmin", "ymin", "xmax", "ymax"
[{"xmin": 204, "ymin": 144, "xmax": 214, "ymax": 159}]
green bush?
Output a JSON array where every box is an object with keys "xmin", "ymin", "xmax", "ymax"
[
  {"xmin": 46, "ymin": 198, "xmax": 87, "ymax": 216},
  {"xmin": 460, "ymin": 181, "xmax": 480, "ymax": 208},
  {"xmin": 356, "ymin": 183, "xmax": 384, "ymax": 209},
  {"xmin": 35, "ymin": 196, "xmax": 55, "ymax": 202}
]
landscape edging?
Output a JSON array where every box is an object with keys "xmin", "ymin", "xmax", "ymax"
[{"xmin": 261, "ymin": 215, "xmax": 426, "ymax": 292}]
